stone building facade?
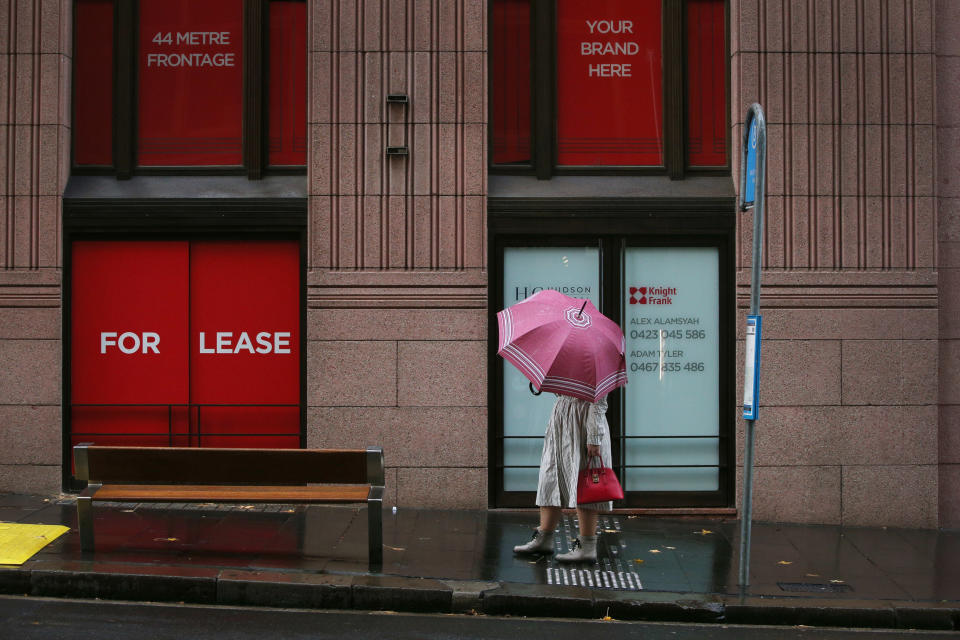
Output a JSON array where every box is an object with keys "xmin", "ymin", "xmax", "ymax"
[{"xmin": 0, "ymin": 0, "xmax": 957, "ymax": 528}]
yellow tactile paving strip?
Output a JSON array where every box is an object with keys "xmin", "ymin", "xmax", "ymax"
[{"xmin": 0, "ymin": 522, "xmax": 69, "ymax": 565}]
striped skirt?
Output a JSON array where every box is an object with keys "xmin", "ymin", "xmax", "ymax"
[{"xmin": 535, "ymin": 394, "xmax": 614, "ymax": 511}]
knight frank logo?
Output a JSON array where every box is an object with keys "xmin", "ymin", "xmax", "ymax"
[
  {"xmin": 629, "ymin": 285, "xmax": 677, "ymax": 305},
  {"xmin": 629, "ymin": 286, "xmax": 648, "ymax": 304}
]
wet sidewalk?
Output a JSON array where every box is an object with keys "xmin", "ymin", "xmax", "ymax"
[{"xmin": 1, "ymin": 493, "xmax": 959, "ymax": 629}]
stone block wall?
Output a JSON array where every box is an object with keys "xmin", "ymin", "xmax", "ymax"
[
  {"xmin": 731, "ymin": 0, "xmax": 941, "ymax": 527},
  {"xmin": 0, "ymin": 0, "xmax": 70, "ymax": 494},
  {"xmin": 305, "ymin": 0, "xmax": 488, "ymax": 508}
]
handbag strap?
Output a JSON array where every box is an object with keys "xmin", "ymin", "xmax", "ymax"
[{"xmin": 586, "ymin": 455, "xmax": 604, "ymax": 470}]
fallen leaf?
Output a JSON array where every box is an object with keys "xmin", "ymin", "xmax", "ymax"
[
  {"xmin": 383, "ymin": 545, "xmax": 405, "ymax": 551},
  {"xmin": 665, "ymin": 546, "xmax": 676, "ymax": 550},
  {"xmin": 777, "ymin": 560, "xmax": 793, "ymax": 565},
  {"xmin": 829, "ymin": 579, "xmax": 845, "ymax": 584},
  {"xmin": 694, "ymin": 529, "xmax": 713, "ymax": 535},
  {"xmin": 806, "ymin": 573, "xmax": 820, "ymax": 577},
  {"xmin": 633, "ymin": 559, "xmax": 644, "ymax": 564},
  {"xmin": 239, "ymin": 505, "xmax": 255, "ymax": 510},
  {"xmin": 603, "ymin": 529, "xmax": 618, "ymax": 533},
  {"xmin": 649, "ymin": 549, "xmax": 661, "ymax": 554},
  {"xmin": 153, "ymin": 537, "xmax": 178, "ymax": 542}
]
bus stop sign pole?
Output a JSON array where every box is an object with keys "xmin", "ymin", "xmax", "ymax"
[{"xmin": 738, "ymin": 103, "xmax": 766, "ymax": 588}]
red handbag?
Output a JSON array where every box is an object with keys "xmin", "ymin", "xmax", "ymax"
[{"xmin": 576, "ymin": 456, "xmax": 624, "ymax": 504}]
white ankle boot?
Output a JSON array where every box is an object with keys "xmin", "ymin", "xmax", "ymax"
[
  {"xmin": 513, "ymin": 528, "xmax": 555, "ymax": 555},
  {"xmin": 556, "ymin": 535, "xmax": 598, "ymax": 563}
]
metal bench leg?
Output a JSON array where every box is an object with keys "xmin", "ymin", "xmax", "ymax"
[
  {"xmin": 77, "ymin": 496, "xmax": 94, "ymax": 552},
  {"xmin": 365, "ymin": 447, "xmax": 385, "ymax": 571},
  {"xmin": 368, "ymin": 486, "xmax": 384, "ymax": 571}
]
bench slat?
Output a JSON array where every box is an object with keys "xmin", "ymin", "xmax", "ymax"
[
  {"xmin": 92, "ymin": 484, "xmax": 372, "ymax": 503},
  {"xmin": 83, "ymin": 447, "xmax": 370, "ymax": 485}
]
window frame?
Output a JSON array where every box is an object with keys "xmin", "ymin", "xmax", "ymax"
[
  {"xmin": 71, "ymin": 0, "xmax": 307, "ymax": 179},
  {"xmin": 488, "ymin": 0, "xmax": 730, "ymax": 179},
  {"xmin": 61, "ymin": 198, "xmax": 309, "ymax": 491}
]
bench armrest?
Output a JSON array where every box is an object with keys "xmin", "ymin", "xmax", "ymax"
[
  {"xmin": 74, "ymin": 443, "xmax": 93, "ymax": 483},
  {"xmin": 366, "ymin": 446, "xmax": 384, "ymax": 486},
  {"xmin": 79, "ymin": 483, "xmax": 101, "ymax": 500}
]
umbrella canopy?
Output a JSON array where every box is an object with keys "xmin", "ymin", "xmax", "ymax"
[{"xmin": 497, "ymin": 289, "xmax": 627, "ymax": 403}]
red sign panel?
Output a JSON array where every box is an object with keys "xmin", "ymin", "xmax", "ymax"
[
  {"xmin": 687, "ymin": 0, "xmax": 727, "ymax": 167},
  {"xmin": 71, "ymin": 240, "xmax": 300, "ymax": 452},
  {"xmin": 72, "ymin": 241, "xmax": 190, "ymax": 405},
  {"xmin": 556, "ymin": 0, "xmax": 662, "ymax": 166},
  {"xmin": 269, "ymin": 1, "xmax": 307, "ymax": 166},
  {"xmin": 189, "ymin": 242, "xmax": 300, "ymax": 447},
  {"xmin": 491, "ymin": 0, "xmax": 532, "ymax": 165},
  {"xmin": 71, "ymin": 242, "xmax": 190, "ymax": 448},
  {"xmin": 138, "ymin": 0, "xmax": 243, "ymax": 166},
  {"xmin": 74, "ymin": 0, "xmax": 114, "ymax": 166}
]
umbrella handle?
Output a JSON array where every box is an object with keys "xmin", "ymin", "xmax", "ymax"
[{"xmin": 528, "ymin": 382, "xmax": 543, "ymax": 396}]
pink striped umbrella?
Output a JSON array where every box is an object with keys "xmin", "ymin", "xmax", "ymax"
[{"xmin": 497, "ymin": 289, "xmax": 627, "ymax": 402}]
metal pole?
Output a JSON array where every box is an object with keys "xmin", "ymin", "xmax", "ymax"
[
  {"xmin": 739, "ymin": 419, "xmax": 756, "ymax": 586},
  {"xmin": 737, "ymin": 104, "xmax": 766, "ymax": 588}
]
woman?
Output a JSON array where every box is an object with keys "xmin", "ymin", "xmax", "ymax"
[{"xmin": 513, "ymin": 393, "xmax": 613, "ymax": 562}]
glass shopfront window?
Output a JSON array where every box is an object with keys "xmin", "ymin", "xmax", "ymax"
[
  {"xmin": 686, "ymin": 0, "xmax": 727, "ymax": 167},
  {"xmin": 269, "ymin": 0, "xmax": 308, "ymax": 166},
  {"xmin": 139, "ymin": 0, "xmax": 244, "ymax": 166},
  {"xmin": 69, "ymin": 240, "xmax": 302, "ymax": 464},
  {"xmin": 492, "ymin": 233, "xmax": 733, "ymax": 509},
  {"xmin": 491, "ymin": 0, "xmax": 532, "ymax": 165},
  {"xmin": 501, "ymin": 246, "xmax": 600, "ymax": 491},
  {"xmin": 621, "ymin": 246, "xmax": 720, "ymax": 492},
  {"xmin": 490, "ymin": 0, "xmax": 727, "ymax": 175},
  {"xmin": 74, "ymin": 0, "xmax": 114, "ymax": 166},
  {"xmin": 556, "ymin": 0, "xmax": 662, "ymax": 166},
  {"xmin": 72, "ymin": 0, "xmax": 306, "ymax": 174}
]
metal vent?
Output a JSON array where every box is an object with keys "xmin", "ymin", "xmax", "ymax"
[{"xmin": 778, "ymin": 582, "xmax": 853, "ymax": 593}]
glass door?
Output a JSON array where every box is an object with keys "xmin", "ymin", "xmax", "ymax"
[
  {"xmin": 492, "ymin": 236, "xmax": 733, "ymax": 508},
  {"xmin": 498, "ymin": 244, "xmax": 602, "ymax": 498},
  {"xmin": 620, "ymin": 245, "xmax": 724, "ymax": 504}
]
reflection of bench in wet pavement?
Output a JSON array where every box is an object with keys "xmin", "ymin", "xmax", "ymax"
[{"xmin": 73, "ymin": 444, "xmax": 385, "ymax": 569}]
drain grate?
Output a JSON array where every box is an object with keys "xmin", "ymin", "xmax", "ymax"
[
  {"xmin": 547, "ymin": 567, "xmax": 643, "ymax": 591},
  {"xmin": 778, "ymin": 582, "xmax": 853, "ymax": 593}
]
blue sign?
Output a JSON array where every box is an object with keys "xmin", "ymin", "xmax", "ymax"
[
  {"xmin": 742, "ymin": 315, "xmax": 762, "ymax": 420},
  {"xmin": 743, "ymin": 118, "xmax": 758, "ymax": 206}
]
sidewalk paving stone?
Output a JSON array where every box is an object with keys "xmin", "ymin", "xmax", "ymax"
[{"xmin": 0, "ymin": 493, "xmax": 958, "ymax": 630}]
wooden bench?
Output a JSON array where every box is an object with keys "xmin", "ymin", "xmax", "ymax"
[{"xmin": 74, "ymin": 444, "xmax": 385, "ymax": 570}]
